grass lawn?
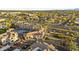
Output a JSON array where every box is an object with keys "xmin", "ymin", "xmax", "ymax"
[{"xmin": 0, "ymin": 28, "xmax": 7, "ymax": 34}]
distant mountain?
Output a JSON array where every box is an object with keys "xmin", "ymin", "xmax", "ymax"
[{"xmin": 74, "ymin": 8, "xmax": 79, "ymax": 10}]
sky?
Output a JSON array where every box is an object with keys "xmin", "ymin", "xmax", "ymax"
[{"xmin": 0, "ymin": 0, "xmax": 79, "ymax": 10}]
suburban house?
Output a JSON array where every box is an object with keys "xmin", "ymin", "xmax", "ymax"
[
  {"xmin": 0, "ymin": 29, "xmax": 19, "ymax": 45},
  {"xmin": 75, "ymin": 18, "xmax": 79, "ymax": 24},
  {"xmin": 31, "ymin": 42, "xmax": 57, "ymax": 51},
  {"xmin": 0, "ymin": 19, "xmax": 6, "ymax": 29}
]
